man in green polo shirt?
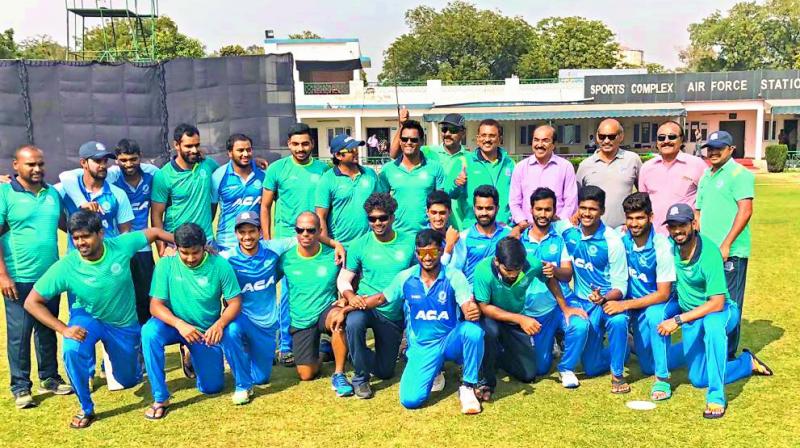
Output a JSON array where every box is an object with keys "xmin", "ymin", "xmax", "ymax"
[
  {"xmin": 316, "ymin": 134, "xmax": 381, "ymax": 247},
  {"xmin": 337, "ymin": 192, "xmax": 415, "ymax": 398},
  {"xmin": 657, "ymin": 203, "xmax": 771, "ymax": 419},
  {"xmin": 378, "ymin": 120, "xmax": 447, "ymax": 234},
  {"xmin": 0, "ymin": 145, "xmax": 72, "ymax": 409},
  {"xmin": 390, "ymin": 111, "xmax": 471, "ymax": 230},
  {"xmin": 696, "ymin": 130, "xmax": 755, "ymax": 357},
  {"xmin": 142, "ymin": 222, "xmax": 248, "ymax": 419},
  {"xmin": 448, "ymin": 118, "xmax": 515, "ymax": 226},
  {"xmin": 23, "ymin": 210, "xmax": 173, "ymax": 429},
  {"xmin": 151, "ymin": 123, "xmax": 219, "ymax": 255},
  {"xmin": 261, "ymin": 122, "xmax": 331, "ymax": 366}
]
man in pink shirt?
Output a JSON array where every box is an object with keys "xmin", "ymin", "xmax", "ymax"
[
  {"xmin": 509, "ymin": 125, "xmax": 578, "ymax": 234},
  {"xmin": 639, "ymin": 120, "xmax": 707, "ymax": 234}
]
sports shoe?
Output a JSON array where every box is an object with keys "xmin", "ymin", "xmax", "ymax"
[
  {"xmin": 38, "ymin": 378, "xmax": 73, "ymax": 395},
  {"xmin": 13, "ymin": 390, "xmax": 36, "ymax": 409},
  {"xmin": 559, "ymin": 370, "xmax": 580, "ymax": 389},
  {"xmin": 231, "ymin": 388, "xmax": 254, "ymax": 405},
  {"xmin": 431, "ymin": 371, "xmax": 446, "ymax": 392},
  {"xmin": 331, "ymin": 373, "xmax": 354, "ymax": 397},
  {"xmin": 278, "ymin": 351, "xmax": 295, "ymax": 367},
  {"xmin": 458, "ymin": 385, "xmax": 482, "ymax": 415},
  {"xmin": 353, "ymin": 382, "xmax": 374, "ymax": 399}
]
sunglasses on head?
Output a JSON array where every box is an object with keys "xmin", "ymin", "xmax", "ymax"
[
  {"xmin": 367, "ymin": 214, "xmax": 390, "ymax": 223},
  {"xmin": 294, "ymin": 226, "xmax": 317, "ymax": 235},
  {"xmin": 657, "ymin": 134, "xmax": 680, "ymax": 142},
  {"xmin": 597, "ymin": 133, "xmax": 618, "ymax": 142},
  {"xmin": 400, "ymin": 136, "xmax": 420, "ymax": 143},
  {"xmin": 440, "ymin": 125, "xmax": 463, "ymax": 134},
  {"xmin": 416, "ymin": 247, "xmax": 440, "ymax": 258}
]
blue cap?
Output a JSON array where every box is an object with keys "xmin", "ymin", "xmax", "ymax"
[
  {"xmin": 78, "ymin": 141, "xmax": 115, "ymax": 160},
  {"xmin": 330, "ymin": 134, "xmax": 365, "ymax": 154},
  {"xmin": 234, "ymin": 211, "xmax": 260, "ymax": 229},
  {"xmin": 702, "ymin": 130, "xmax": 733, "ymax": 149},
  {"xmin": 662, "ymin": 203, "xmax": 695, "ymax": 225}
]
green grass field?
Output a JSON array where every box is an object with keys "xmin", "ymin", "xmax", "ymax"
[{"xmin": 1, "ymin": 173, "xmax": 798, "ymax": 447}]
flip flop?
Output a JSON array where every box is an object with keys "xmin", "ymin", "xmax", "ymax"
[
  {"xmin": 703, "ymin": 403, "xmax": 727, "ymax": 419},
  {"xmin": 144, "ymin": 403, "xmax": 169, "ymax": 420},
  {"xmin": 744, "ymin": 349, "xmax": 774, "ymax": 376},
  {"xmin": 179, "ymin": 345, "xmax": 196, "ymax": 379},
  {"xmin": 650, "ymin": 380, "xmax": 672, "ymax": 401},
  {"xmin": 611, "ymin": 377, "xmax": 631, "ymax": 394},
  {"xmin": 69, "ymin": 412, "xmax": 96, "ymax": 429}
]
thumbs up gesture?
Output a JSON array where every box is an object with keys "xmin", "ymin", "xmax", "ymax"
[{"xmin": 455, "ymin": 162, "xmax": 467, "ymax": 187}]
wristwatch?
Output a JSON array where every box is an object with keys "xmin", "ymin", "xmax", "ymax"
[{"xmin": 673, "ymin": 315, "xmax": 683, "ymax": 326}]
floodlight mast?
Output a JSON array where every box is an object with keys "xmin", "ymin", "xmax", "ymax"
[{"xmin": 65, "ymin": 0, "xmax": 159, "ymax": 62}]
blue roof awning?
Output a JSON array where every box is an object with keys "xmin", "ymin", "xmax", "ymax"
[{"xmin": 423, "ymin": 108, "xmax": 686, "ymax": 122}]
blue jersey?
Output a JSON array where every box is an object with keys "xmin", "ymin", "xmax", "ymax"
[
  {"xmin": 57, "ymin": 179, "xmax": 134, "ymax": 249},
  {"xmin": 383, "ymin": 265, "xmax": 471, "ymax": 345},
  {"xmin": 448, "ymin": 223, "xmax": 511, "ymax": 283},
  {"xmin": 520, "ymin": 223, "xmax": 574, "ymax": 316},
  {"xmin": 563, "ymin": 222, "xmax": 628, "ymax": 301},
  {"xmin": 212, "ymin": 162, "xmax": 266, "ymax": 249},
  {"xmin": 621, "ymin": 227, "xmax": 676, "ymax": 300},
  {"xmin": 220, "ymin": 238, "xmax": 295, "ymax": 328}
]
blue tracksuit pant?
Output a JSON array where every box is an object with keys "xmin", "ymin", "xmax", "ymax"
[
  {"xmin": 631, "ymin": 299, "xmax": 682, "ymax": 379},
  {"xmin": 579, "ymin": 301, "xmax": 630, "ymax": 378},
  {"xmin": 224, "ymin": 314, "xmax": 278, "ymax": 391},
  {"xmin": 278, "ymin": 278, "xmax": 292, "ymax": 353},
  {"xmin": 532, "ymin": 303, "xmax": 590, "ymax": 375},
  {"xmin": 345, "ymin": 309, "xmax": 403, "ymax": 387}
]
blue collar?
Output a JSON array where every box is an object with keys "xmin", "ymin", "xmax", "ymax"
[
  {"xmin": 170, "ymin": 156, "xmax": 202, "ymax": 173},
  {"xmin": 469, "ymin": 223, "xmax": 506, "ymax": 239},
  {"xmin": 524, "ymin": 223, "xmax": 559, "ymax": 244},
  {"xmin": 333, "ymin": 165, "xmax": 364, "ymax": 177},
  {"xmin": 9, "ymin": 176, "xmax": 49, "ymax": 194},
  {"xmin": 579, "ymin": 222, "xmax": 607, "ymax": 241},
  {"xmin": 393, "ymin": 151, "xmax": 428, "ymax": 167},
  {"xmin": 410, "ymin": 263, "xmax": 447, "ymax": 282},
  {"xmin": 627, "ymin": 225, "xmax": 655, "ymax": 252}
]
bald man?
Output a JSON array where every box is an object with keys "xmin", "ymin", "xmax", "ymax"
[
  {"xmin": 576, "ymin": 119, "xmax": 642, "ymax": 228},
  {"xmin": 0, "ymin": 146, "xmax": 73, "ymax": 409}
]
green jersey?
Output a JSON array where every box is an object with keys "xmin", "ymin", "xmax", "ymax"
[
  {"xmin": 421, "ymin": 145, "xmax": 470, "ymax": 230},
  {"xmin": 278, "ymin": 244, "xmax": 339, "ymax": 329},
  {"xmin": 150, "ymin": 253, "xmax": 241, "ymax": 332},
  {"xmin": 696, "ymin": 158, "xmax": 754, "ymax": 258},
  {"xmin": 345, "ymin": 231, "xmax": 416, "ymax": 321},
  {"xmin": 472, "ymin": 255, "xmax": 544, "ymax": 316},
  {"xmin": 0, "ymin": 179, "xmax": 62, "ymax": 282},
  {"xmin": 448, "ymin": 148, "xmax": 515, "ymax": 226},
  {"xmin": 34, "ymin": 232, "xmax": 148, "ymax": 327},
  {"xmin": 151, "ymin": 157, "xmax": 219, "ymax": 239},
  {"xmin": 265, "ymin": 157, "xmax": 330, "ymax": 238},
  {"xmin": 673, "ymin": 234, "xmax": 733, "ymax": 312},
  {"xmin": 378, "ymin": 154, "xmax": 446, "ymax": 234},
  {"xmin": 314, "ymin": 165, "xmax": 381, "ymax": 245}
]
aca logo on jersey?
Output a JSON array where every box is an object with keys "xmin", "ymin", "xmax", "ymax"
[
  {"xmin": 628, "ymin": 268, "xmax": 649, "ymax": 283},
  {"xmin": 414, "ymin": 310, "xmax": 450, "ymax": 321},
  {"xmin": 242, "ymin": 276, "xmax": 276, "ymax": 293},
  {"xmin": 131, "ymin": 201, "xmax": 149, "ymax": 211},
  {"xmin": 232, "ymin": 196, "xmax": 262, "ymax": 207},
  {"xmin": 573, "ymin": 257, "xmax": 595, "ymax": 271}
]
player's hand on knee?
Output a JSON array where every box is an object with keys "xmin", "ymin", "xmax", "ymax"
[{"xmin": 63, "ymin": 325, "xmax": 87, "ymax": 342}]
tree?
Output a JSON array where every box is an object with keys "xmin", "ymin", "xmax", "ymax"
[
  {"xmin": 18, "ymin": 35, "xmax": 66, "ymax": 60},
  {"xmin": 379, "ymin": 1, "xmax": 535, "ymax": 82},
  {"xmin": 516, "ymin": 17, "xmax": 620, "ymax": 78},
  {"xmin": 0, "ymin": 28, "xmax": 17, "ymax": 59},
  {"xmin": 245, "ymin": 45, "xmax": 265, "ymax": 55},
  {"xmin": 645, "ymin": 62, "xmax": 667, "ymax": 74},
  {"xmin": 681, "ymin": 0, "xmax": 800, "ymax": 71},
  {"xmin": 218, "ymin": 44, "xmax": 246, "ymax": 56},
  {"xmin": 288, "ymin": 31, "xmax": 322, "ymax": 39},
  {"xmin": 80, "ymin": 16, "xmax": 204, "ymax": 60}
]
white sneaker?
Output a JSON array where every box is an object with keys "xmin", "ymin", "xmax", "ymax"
[
  {"xmin": 232, "ymin": 388, "xmax": 254, "ymax": 405},
  {"xmin": 431, "ymin": 371, "xmax": 446, "ymax": 392},
  {"xmin": 458, "ymin": 385, "xmax": 482, "ymax": 415},
  {"xmin": 559, "ymin": 370, "xmax": 580, "ymax": 389}
]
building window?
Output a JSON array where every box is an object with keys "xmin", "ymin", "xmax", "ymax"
[
  {"xmin": 688, "ymin": 121, "xmax": 708, "ymax": 142},
  {"xmin": 519, "ymin": 124, "xmax": 536, "ymax": 145},
  {"xmin": 763, "ymin": 121, "xmax": 777, "ymax": 140},
  {"xmin": 556, "ymin": 124, "xmax": 581, "ymax": 144}
]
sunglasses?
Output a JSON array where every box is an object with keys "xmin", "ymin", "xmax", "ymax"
[
  {"xmin": 367, "ymin": 214, "xmax": 390, "ymax": 223},
  {"xmin": 440, "ymin": 125, "xmax": 463, "ymax": 134},
  {"xmin": 597, "ymin": 133, "xmax": 618, "ymax": 142},
  {"xmin": 294, "ymin": 227, "xmax": 317, "ymax": 235},
  {"xmin": 337, "ymin": 148, "xmax": 356, "ymax": 155},
  {"xmin": 400, "ymin": 136, "xmax": 420, "ymax": 143},
  {"xmin": 656, "ymin": 134, "xmax": 680, "ymax": 142},
  {"xmin": 416, "ymin": 247, "xmax": 440, "ymax": 258}
]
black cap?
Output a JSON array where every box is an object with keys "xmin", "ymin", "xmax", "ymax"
[
  {"xmin": 287, "ymin": 122, "xmax": 311, "ymax": 137},
  {"xmin": 440, "ymin": 113, "xmax": 465, "ymax": 129},
  {"xmin": 235, "ymin": 211, "xmax": 260, "ymax": 229},
  {"xmin": 662, "ymin": 203, "xmax": 695, "ymax": 225}
]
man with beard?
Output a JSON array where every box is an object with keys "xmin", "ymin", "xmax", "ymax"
[
  {"xmin": 448, "ymin": 119, "xmax": 515, "ymax": 227},
  {"xmin": 509, "ymin": 126, "xmax": 578, "ymax": 231},
  {"xmin": 658, "ymin": 203, "xmax": 772, "ymax": 419},
  {"xmin": 337, "ymin": 193, "xmax": 415, "ymax": 399},
  {"xmin": 316, "ymin": 134, "xmax": 381, "ymax": 248},
  {"xmin": 0, "ymin": 146, "xmax": 72, "ymax": 409},
  {"xmin": 519, "ymin": 187, "xmax": 589, "ymax": 389},
  {"xmin": 603, "ymin": 192, "xmax": 679, "ymax": 401},
  {"xmin": 212, "ymin": 134, "xmax": 266, "ymax": 250},
  {"xmin": 23, "ymin": 210, "xmax": 173, "ymax": 428},
  {"xmin": 261, "ymin": 123, "xmax": 331, "ymax": 367},
  {"xmin": 563, "ymin": 186, "xmax": 630, "ymax": 394},
  {"xmin": 448, "ymin": 185, "xmax": 510, "ymax": 283},
  {"xmin": 638, "ymin": 121, "xmax": 706, "ymax": 235}
]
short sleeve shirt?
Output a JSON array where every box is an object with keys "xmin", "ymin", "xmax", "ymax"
[
  {"xmin": 277, "ymin": 244, "xmax": 339, "ymax": 329},
  {"xmin": 314, "ymin": 166, "xmax": 381, "ymax": 245},
  {"xmin": 673, "ymin": 234, "xmax": 732, "ymax": 311},
  {"xmin": 472, "ymin": 256, "xmax": 544, "ymax": 316},
  {"xmin": 696, "ymin": 158, "xmax": 754, "ymax": 258},
  {"xmin": 576, "ymin": 150, "xmax": 642, "ymax": 228},
  {"xmin": 377, "ymin": 154, "xmax": 445, "ymax": 234},
  {"xmin": 151, "ymin": 158, "xmax": 219, "ymax": 239},
  {"xmin": 264, "ymin": 157, "xmax": 330, "ymax": 238}
]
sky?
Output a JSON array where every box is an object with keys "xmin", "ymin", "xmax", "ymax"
[{"xmin": 5, "ymin": 0, "xmax": 744, "ymax": 80}]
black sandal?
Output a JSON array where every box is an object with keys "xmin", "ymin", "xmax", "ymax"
[
  {"xmin": 179, "ymin": 345, "xmax": 196, "ymax": 379},
  {"xmin": 144, "ymin": 403, "xmax": 169, "ymax": 420},
  {"xmin": 703, "ymin": 403, "xmax": 727, "ymax": 419},
  {"xmin": 611, "ymin": 377, "xmax": 631, "ymax": 394},
  {"xmin": 69, "ymin": 412, "xmax": 96, "ymax": 429},
  {"xmin": 744, "ymin": 349, "xmax": 774, "ymax": 376}
]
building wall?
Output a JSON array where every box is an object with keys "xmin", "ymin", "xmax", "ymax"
[{"xmin": 686, "ymin": 109, "xmax": 758, "ymax": 158}]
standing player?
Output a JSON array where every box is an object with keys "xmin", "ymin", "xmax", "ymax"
[
  {"xmin": 603, "ymin": 193, "xmax": 679, "ymax": 400},
  {"xmin": 563, "ymin": 186, "xmax": 631, "ymax": 394},
  {"xmin": 0, "ymin": 146, "xmax": 72, "ymax": 409},
  {"xmin": 337, "ymin": 193, "xmax": 415, "ymax": 399},
  {"xmin": 519, "ymin": 187, "xmax": 590, "ymax": 389},
  {"xmin": 23, "ymin": 210, "xmax": 173, "ymax": 429},
  {"xmin": 316, "ymin": 134, "xmax": 380, "ymax": 247},
  {"xmin": 261, "ymin": 123, "xmax": 330, "ymax": 366},
  {"xmin": 659, "ymin": 203, "xmax": 772, "ymax": 419},
  {"xmin": 212, "ymin": 134, "xmax": 266, "ymax": 250},
  {"xmin": 448, "ymin": 185, "xmax": 510, "ymax": 283}
]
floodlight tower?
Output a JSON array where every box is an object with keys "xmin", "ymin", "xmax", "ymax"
[{"xmin": 66, "ymin": 0, "xmax": 159, "ymax": 61}]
